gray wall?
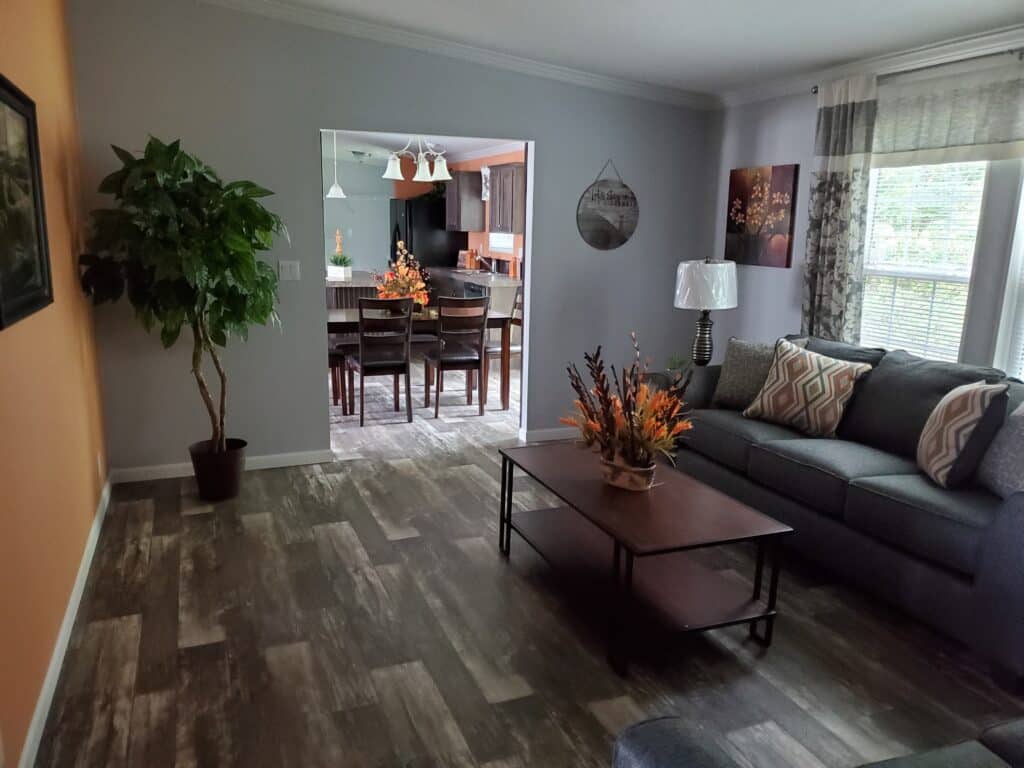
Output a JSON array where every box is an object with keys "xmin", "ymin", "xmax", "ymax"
[
  {"xmin": 707, "ymin": 92, "xmax": 817, "ymax": 358},
  {"xmin": 321, "ymin": 157, "xmax": 392, "ymax": 272},
  {"xmin": 69, "ymin": 0, "xmax": 716, "ymax": 469}
]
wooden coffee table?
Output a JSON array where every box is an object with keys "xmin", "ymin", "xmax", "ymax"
[{"xmin": 498, "ymin": 440, "xmax": 793, "ymax": 674}]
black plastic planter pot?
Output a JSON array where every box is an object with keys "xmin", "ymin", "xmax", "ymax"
[{"xmin": 188, "ymin": 438, "xmax": 247, "ymax": 501}]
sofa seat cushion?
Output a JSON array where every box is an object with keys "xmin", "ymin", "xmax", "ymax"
[
  {"xmin": 749, "ymin": 440, "xmax": 918, "ymax": 519},
  {"xmin": 865, "ymin": 741, "xmax": 1009, "ymax": 767},
  {"xmin": 686, "ymin": 409, "xmax": 802, "ymax": 472},
  {"xmin": 845, "ymin": 474, "xmax": 1002, "ymax": 577},
  {"xmin": 981, "ymin": 719, "xmax": 1024, "ymax": 768}
]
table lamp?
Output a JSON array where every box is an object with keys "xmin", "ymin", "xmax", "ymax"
[{"xmin": 674, "ymin": 259, "xmax": 738, "ymax": 366}]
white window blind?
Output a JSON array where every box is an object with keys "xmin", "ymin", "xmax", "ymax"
[{"xmin": 860, "ymin": 161, "xmax": 987, "ymax": 361}]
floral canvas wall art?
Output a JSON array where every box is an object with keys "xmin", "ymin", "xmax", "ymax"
[{"xmin": 724, "ymin": 164, "xmax": 798, "ymax": 268}]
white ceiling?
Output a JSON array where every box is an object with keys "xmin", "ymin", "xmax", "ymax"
[
  {"xmin": 287, "ymin": 0, "xmax": 1023, "ymax": 95},
  {"xmin": 321, "ymin": 130, "xmax": 523, "ymax": 163}
]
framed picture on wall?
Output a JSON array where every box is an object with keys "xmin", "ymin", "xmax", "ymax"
[
  {"xmin": 724, "ymin": 164, "xmax": 798, "ymax": 268},
  {"xmin": 0, "ymin": 73, "xmax": 52, "ymax": 329}
]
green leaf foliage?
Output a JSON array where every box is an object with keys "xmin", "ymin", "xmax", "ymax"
[{"xmin": 79, "ymin": 137, "xmax": 285, "ymax": 350}]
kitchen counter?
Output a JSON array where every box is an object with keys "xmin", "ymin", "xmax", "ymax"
[
  {"xmin": 326, "ymin": 269, "xmax": 377, "ymax": 289},
  {"xmin": 428, "ymin": 267, "xmax": 522, "ymax": 288}
]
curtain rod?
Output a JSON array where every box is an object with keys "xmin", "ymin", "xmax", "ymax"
[{"xmin": 810, "ymin": 47, "xmax": 1022, "ymax": 94}]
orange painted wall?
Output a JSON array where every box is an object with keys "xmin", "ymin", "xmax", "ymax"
[
  {"xmin": 0, "ymin": 0, "xmax": 107, "ymax": 762},
  {"xmin": 450, "ymin": 149, "xmax": 526, "ymax": 274}
]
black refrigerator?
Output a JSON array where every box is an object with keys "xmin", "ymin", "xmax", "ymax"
[{"xmin": 389, "ymin": 197, "xmax": 467, "ymax": 268}]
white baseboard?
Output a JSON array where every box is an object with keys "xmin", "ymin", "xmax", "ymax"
[
  {"xmin": 520, "ymin": 426, "xmax": 577, "ymax": 443},
  {"xmin": 19, "ymin": 480, "xmax": 111, "ymax": 768},
  {"xmin": 108, "ymin": 448, "xmax": 336, "ymax": 484}
]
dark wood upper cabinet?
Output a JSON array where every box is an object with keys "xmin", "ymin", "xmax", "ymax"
[
  {"xmin": 445, "ymin": 171, "xmax": 485, "ymax": 232},
  {"xmin": 489, "ymin": 163, "xmax": 526, "ymax": 234}
]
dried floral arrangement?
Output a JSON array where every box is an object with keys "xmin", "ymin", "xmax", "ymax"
[
  {"xmin": 374, "ymin": 240, "xmax": 429, "ymax": 306},
  {"xmin": 561, "ymin": 334, "xmax": 693, "ymax": 468}
]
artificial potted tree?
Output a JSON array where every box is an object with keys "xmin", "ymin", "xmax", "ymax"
[{"xmin": 79, "ymin": 137, "xmax": 285, "ymax": 501}]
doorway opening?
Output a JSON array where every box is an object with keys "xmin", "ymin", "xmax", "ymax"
[{"xmin": 319, "ymin": 129, "xmax": 533, "ymax": 455}]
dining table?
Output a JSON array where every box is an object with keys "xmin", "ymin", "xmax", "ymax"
[{"xmin": 327, "ymin": 307, "xmax": 515, "ymax": 410}]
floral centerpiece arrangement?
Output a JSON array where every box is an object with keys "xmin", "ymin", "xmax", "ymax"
[
  {"xmin": 561, "ymin": 334, "xmax": 693, "ymax": 491},
  {"xmin": 374, "ymin": 240, "xmax": 429, "ymax": 307}
]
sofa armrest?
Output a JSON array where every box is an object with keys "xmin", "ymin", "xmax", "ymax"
[
  {"xmin": 613, "ymin": 717, "xmax": 734, "ymax": 768},
  {"xmin": 980, "ymin": 718, "xmax": 1024, "ymax": 766},
  {"xmin": 973, "ymin": 492, "xmax": 1024, "ymax": 678},
  {"xmin": 685, "ymin": 365, "xmax": 722, "ymax": 410}
]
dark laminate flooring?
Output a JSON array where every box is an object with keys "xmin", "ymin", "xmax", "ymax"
[{"xmin": 38, "ymin": 369, "xmax": 1024, "ymax": 766}]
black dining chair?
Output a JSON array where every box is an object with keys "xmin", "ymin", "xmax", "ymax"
[
  {"xmin": 345, "ymin": 297, "xmax": 414, "ymax": 426},
  {"xmin": 329, "ymin": 333, "xmax": 358, "ymax": 414},
  {"xmin": 424, "ymin": 296, "xmax": 490, "ymax": 418}
]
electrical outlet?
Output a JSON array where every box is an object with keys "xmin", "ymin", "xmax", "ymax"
[{"xmin": 278, "ymin": 259, "xmax": 301, "ymax": 281}]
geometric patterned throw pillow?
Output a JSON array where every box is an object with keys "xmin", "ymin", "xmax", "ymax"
[
  {"xmin": 917, "ymin": 380, "xmax": 1009, "ymax": 489},
  {"xmin": 978, "ymin": 402, "xmax": 1024, "ymax": 499},
  {"xmin": 743, "ymin": 338, "xmax": 872, "ymax": 438}
]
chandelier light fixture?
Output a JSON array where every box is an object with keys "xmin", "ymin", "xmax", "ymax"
[
  {"xmin": 382, "ymin": 136, "xmax": 453, "ymax": 183},
  {"xmin": 325, "ymin": 129, "xmax": 346, "ymax": 199}
]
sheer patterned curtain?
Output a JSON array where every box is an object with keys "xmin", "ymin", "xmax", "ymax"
[{"xmin": 801, "ymin": 76, "xmax": 877, "ymax": 342}]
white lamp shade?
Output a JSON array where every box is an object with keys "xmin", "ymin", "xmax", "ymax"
[
  {"xmin": 674, "ymin": 260, "xmax": 738, "ymax": 310},
  {"xmin": 431, "ymin": 154, "xmax": 452, "ymax": 181},
  {"xmin": 412, "ymin": 152, "xmax": 433, "ymax": 182},
  {"xmin": 325, "ymin": 181, "xmax": 346, "ymax": 199},
  {"xmin": 382, "ymin": 153, "xmax": 405, "ymax": 181}
]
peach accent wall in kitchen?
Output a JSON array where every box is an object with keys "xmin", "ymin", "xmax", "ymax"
[
  {"xmin": 0, "ymin": 0, "xmax": 108, "ymax": 762},
  {"xmin": 450, "ymin": 148, "xmax": 526, "ymax": 275}
]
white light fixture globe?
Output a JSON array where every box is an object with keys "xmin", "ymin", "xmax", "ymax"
[
  {"xmin": 382, "ymin": 153, "xmax": 404, "ymax": 181},
  {"xmin": 412, "ymin": 152, "xmax": 433, "ymax": 182},
  {"xmin": 430, "ymin": 154, "xmax": 452, "ymax": 182}
]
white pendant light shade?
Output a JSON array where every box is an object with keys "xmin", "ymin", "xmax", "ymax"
[
  {"xmin": 325, "ymin": 130, "xmax": 346, "ymax": 199},
  {"xmin": 412, "ymin": 152, "xmax": 433, "ymax": 182},
  {"xmin": 430, "ymin": 154, "xmax": 452, "ymax": 182},
  {"xmin": 382, "ymin": 153, "xmax": 405, "ymax": 181}
]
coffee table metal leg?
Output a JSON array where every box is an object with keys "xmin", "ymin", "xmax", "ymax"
[
  {"xmin": 500, "ymin": 458, "xmax": 514, "ymax": 557},
  {"xmin": 499, "ymin": 455, "xmax": 508, "ymax": 555},
  {"xmin": 750, "ymin": 538, "xmax": 781, "ymax": 646},
  {"xmin": 610, "ymin": 548, "xmax": 633, "ymax": 676}
]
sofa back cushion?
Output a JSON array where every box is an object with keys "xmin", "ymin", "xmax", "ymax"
[
  {"xmin": 839, "ymin": 350, "xmax": 1006, "ymax": 457},
  {"xmin": 917, "ymin": 381, "xmax": 1009, "ymax": 488},
  {"xmin": 744, "ymin": 339, "xmax": 872, "ymax": 437},
  {"xmin": 803, "ymin": 337, "xmax": 887, "ymax": 367}
]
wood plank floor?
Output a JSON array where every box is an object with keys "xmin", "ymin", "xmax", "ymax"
[{"xmin": 38, "ymin": 366, "xmax": 1024, "ymax": 766}]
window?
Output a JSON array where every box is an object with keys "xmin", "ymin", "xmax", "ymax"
[
  {"xmin": 860, "ymin": 162, "xmax": 987, "ymax": 362},
  {"xmin": 996, "ymin": 199, "xmax": 1024, "ymax": 379}
]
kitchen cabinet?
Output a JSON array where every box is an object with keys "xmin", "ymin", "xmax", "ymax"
[
  {"xmin": 445, "ymin": 171, "xmax": 484, "ymax": 232},
  {"xmin": 489, "ymin": 163, "xmax": 526, "ymax": 234}
]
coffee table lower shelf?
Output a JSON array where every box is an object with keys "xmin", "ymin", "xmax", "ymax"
[{"xmin": 509, "ymin": 506, "xmax": 775, "ymax": 636}]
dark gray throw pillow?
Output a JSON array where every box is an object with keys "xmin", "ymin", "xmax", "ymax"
[
  {"xmin": 783, "ymin": 335, "xmax": 886, "ymax": 366},
  {"xmin": 712, "ymin": 337, "xmax": 805, "ymax": 411},
  {"xmin": 839, "ymin": 350, "xmax": 1006, "ymax": 458},
  {"xmin": 978, "ymin": 401, "xmax": 1024, "ymax": 499}
]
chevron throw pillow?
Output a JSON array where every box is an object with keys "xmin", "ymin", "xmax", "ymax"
[
  {"xmin": 917, "ymin": 380, "xmax": 1009, "ymax": 489},
  {"xmin": 744, "ymin": 339, "xmax": 872, "ymax": 438}
]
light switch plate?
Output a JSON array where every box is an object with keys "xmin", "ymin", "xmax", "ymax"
[{"xmin": 278, "ymin": 259, "xmax": 301, "ymax": 281}]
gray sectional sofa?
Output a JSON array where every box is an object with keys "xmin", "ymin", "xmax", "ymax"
[
  {"xmin": 613, "ymin": 716, "xmax": 1024, "ymax": 768},
  {"xmin": 676, "ymin": 338, "xmax": 1024, "ymax": 682}
]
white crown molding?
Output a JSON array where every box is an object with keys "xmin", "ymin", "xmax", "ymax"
[
  {"xmin": 19, "ymin": 481, "xmax": 111, "ymax": 768},
  {"xmin": 447, "ymin": 141, "xmax": 527, "ymax": 164},
  {"xmin": 720, "ymin": 24, "xmax": 1024, "ymax": 107},
  {"xmin": 200, "ymin": 0, "xmax": 721, "ymax": 110},
  {"xmin": 109, "ymin": 448, "xmax": 336, "ymax": 483}
]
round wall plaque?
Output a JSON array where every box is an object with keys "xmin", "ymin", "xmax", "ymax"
[{"xmin": 576, "ymin": 177, "xmax": 639, "ymax": 251}]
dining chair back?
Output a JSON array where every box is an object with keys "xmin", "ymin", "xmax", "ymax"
[{"xmin": 345, "ymin": 297, "xmax": 414, "ymax": 426}]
